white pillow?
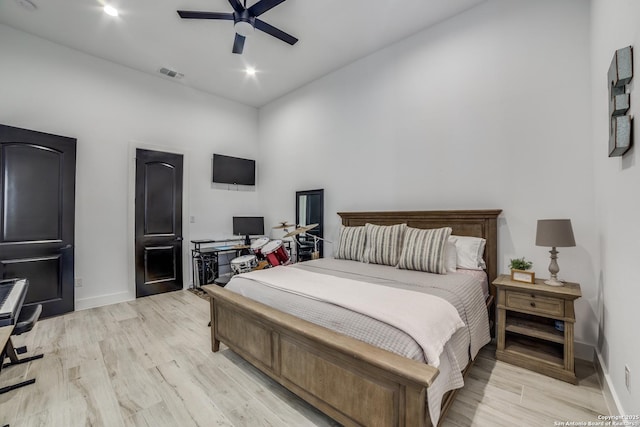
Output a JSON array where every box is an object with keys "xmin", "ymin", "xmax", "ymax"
[
  {"xmin": 450, "ymin": 235, "xmax": 486, "ymax": 270},
  {"xmin": 444, "ymin": 238, "xmax": 457, "ymax": 273}
]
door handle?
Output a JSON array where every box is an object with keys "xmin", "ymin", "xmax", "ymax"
[
  {"xmin": 175, "ymin": 237, "xmax": 183, "ymax": 242},
  {"xmin": 61, "ymin": 244, "xmax": 73, "ymax": 250}
]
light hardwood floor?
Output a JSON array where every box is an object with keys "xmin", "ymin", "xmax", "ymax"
[{"xmin": 0, "ymin": 290, "xmax": 608, "ymax": 427}]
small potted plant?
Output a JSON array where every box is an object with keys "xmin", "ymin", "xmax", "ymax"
[{"xmin": 510, "ymin": 257, "xmax": 535, "ymax": 284}]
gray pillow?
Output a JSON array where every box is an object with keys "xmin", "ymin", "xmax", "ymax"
[
  {"xmin": 334, "ymin": 226, "xmax": 366, "ymax": 261},
  {"xmin": 398, "ymin": 227, "xmax": 453, "ymax": 274},
  {"xmin": 363, "ymin": 223, "xmax": 407, "ymax": 266}
]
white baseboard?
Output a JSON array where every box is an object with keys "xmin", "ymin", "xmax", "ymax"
[
  {"xmin": 594, "ymin": 349, "xmax": 625, "ymax": 416},
  {"xmin": 75, "ymin": 291, "xmax": 133, "ymax": 311},
  {"xmin": 574, "ymin": 342, "xmax": 624, "ymax": 415},
  {"xmin": 575, "ymin": 341, "xmax": 595, "ymax": 362}
]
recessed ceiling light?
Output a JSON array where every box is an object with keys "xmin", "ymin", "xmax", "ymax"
[
  {"xmin": 245, "ymin": 67, "xmax": 256, "ymax": 76},
  {"xmin": 104, "ymin": 5, "xmax": 118, "ymax": 17}
]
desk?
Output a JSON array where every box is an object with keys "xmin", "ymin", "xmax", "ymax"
[
  {"xmin": 191, "ymin": 239, "xmax": 247, "ymax": 288},
  {"xmin": 191, "ymin": 238, "xmax": 294, "ymax": 287}
]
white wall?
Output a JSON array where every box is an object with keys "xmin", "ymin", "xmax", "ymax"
[
  {"xmin": 259, "ymin": 0, "xmax": 599, "ymax": 351},
  {"xmin": 2, "ymin": 0, "xmax": 633, "ymax": 413},
  {"xmin": 0, "ymin": 24, "xmax": 260, "ymax": 308},
  {"xmin": 590, "ymin": 0, "xmax": 640, "ymax": 415}
]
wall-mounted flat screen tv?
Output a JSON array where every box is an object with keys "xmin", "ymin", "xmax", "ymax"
[{"xmin": 212, "ymin": 154, "xmax": 256, "ymax": 186}]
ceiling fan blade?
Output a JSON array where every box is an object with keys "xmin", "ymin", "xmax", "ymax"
[
  {"xmin": 232, "ymin": 33, "xmax": 246, "ymax": 54},
  {"xmin": 254, "ymin": 19, "xmax": 298, "ymax": 45},
  {"xmin": 177, "ymin": 11, "xmax": 234, "ymax": 20},
  {"xmin": 248, "ymin": 0, "xmax": 286, "ymax": 17},
  {"xmin": 227, "ymin": 0, "xmax": 245, "ymax": 13}
]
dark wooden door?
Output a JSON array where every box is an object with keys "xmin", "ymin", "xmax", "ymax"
[
  {"xmin": 0, "ymin": 124, "xmax": 76, "ymax": 318},
  {"xmin": 135, "ymin": 149, "xmax": 183, "ymax": 298}
]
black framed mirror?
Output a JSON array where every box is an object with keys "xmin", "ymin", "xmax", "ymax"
[{"xmin": 295, "ymin": 189, "xmax": 324, "ymax": 260}]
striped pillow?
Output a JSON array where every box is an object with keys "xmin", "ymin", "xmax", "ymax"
[
  {"xmin": 334, "ymin": 226, "xmax": 366, "ymax": 261},
  {"xmin": 398, "ymin": 227, "xmax": 453, "ymax": 274},
  {"xmin": 363, "ymin": 223, "xmax": 407, "ymax": 266}
]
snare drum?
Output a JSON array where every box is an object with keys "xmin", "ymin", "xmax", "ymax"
[
  {"xmin": 230, "ymin": 254, "xmax": 258, "ymax": 275},
  {"xmin": 262, "ymin": 239, "xmax": 291, "ymax": 267},
  {"xmin": 250, "ymin": 237, "xmax": 270, "ymax": 259}
]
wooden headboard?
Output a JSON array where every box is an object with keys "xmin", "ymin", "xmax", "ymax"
[{"xmin": 337, "ymin": 209, "xmax": 502, "ymax": 288}]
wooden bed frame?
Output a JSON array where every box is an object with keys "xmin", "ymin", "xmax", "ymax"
[{"xmin": 203, "ymin": 209, "xmax": 501, "ymax": 427}]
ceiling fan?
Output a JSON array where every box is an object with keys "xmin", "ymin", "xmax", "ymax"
[{"xmin": 177, "ymin": 0, "xmax": 298, "ymax": 55}]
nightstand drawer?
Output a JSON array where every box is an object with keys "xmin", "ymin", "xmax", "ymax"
[{"xmin": 505, "ymin": 291, "xmax": 564, "ymax": 317}]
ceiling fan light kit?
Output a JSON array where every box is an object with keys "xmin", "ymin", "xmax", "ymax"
[
  {"xmin": 234, "ymin": 21, "xmax": 254, "ymax": 37},
  {"xmin": 177, "ymin": 0, "xmax": 298, "ymax": 55},
  {"xmin": 233, "ymin": 9, "xmax": 254, "ymax": 37}
]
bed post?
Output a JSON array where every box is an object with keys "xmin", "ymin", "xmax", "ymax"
[{"xmin": 404, "ymin": 385, "xmax": 429, "ymax": 427}]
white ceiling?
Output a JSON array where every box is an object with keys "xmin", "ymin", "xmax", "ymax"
[{"xmin": 0, "ymin": 0, "xmax": 485, "ymax": 107}]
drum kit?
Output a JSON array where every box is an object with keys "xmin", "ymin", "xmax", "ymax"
[
  {"xmin": 228, "ymin": 221, "xmax": 322, "ymax": 275},
  {"xmin": 283, "ymin": 223, "xmax": 328, "ymax": 260}
]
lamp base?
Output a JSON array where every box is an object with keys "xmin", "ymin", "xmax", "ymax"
[{"xmin": 544, "ymin": 278, "xmax": 564, "ymax": 286}]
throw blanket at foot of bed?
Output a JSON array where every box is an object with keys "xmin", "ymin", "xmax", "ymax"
[{"xmin": 235, "ymin": 266, "xmax": 465, "ymax": 368}]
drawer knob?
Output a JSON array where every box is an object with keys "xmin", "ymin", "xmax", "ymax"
[
  {"xmin": 530, "ymin": 294, "xmax": 536, "ymax": 298},
  {"xmin": 530, "ymin": 302, "xmax": 536, "ymax": 308}
]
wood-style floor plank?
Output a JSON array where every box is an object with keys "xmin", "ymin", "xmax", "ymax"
[{"xmin": 0, "ymin": 290, "xmax": 609, "ymax": 426}]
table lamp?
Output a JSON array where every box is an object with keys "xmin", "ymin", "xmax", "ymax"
[{"xmin": 535, "ymin": 219, "xmax": 575, "ymax": 286}]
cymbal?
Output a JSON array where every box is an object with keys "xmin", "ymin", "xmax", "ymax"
[
  {"xmin": 272, "ymin": 221, "xmax": 295, "ymax": 229},
  {"xmin": 283, "ymin": 228, "xmax": 304, "ymax": 238},
  {"xmin": 282, "ymin": 223, "xmax": 319, "ymax": 238}
]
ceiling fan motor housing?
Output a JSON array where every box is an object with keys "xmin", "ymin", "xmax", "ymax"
[{"xmin": 234, "ymin": 10, "xmax": 254, "ymax": 36}]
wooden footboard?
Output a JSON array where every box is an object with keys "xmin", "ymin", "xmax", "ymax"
[{"xmin": 203, "ymin": 284, "xmax": 439, "ymax": 427}]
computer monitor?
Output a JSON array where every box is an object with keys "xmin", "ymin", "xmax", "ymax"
[{"xmin": 232, "ymin": 216, "xmax": 264, "ymax": 245}]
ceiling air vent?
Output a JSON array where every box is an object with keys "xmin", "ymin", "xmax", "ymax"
[{"xmin": 159, "ymin": 67, "xmax": 184, "ymax": 79}]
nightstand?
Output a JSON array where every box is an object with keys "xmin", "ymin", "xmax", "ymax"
[{"xmin": 493, "ymin": 274, "xmax": 582, "ymax": 384}]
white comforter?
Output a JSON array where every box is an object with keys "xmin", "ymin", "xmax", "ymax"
[{"xmin": 238, "ymin": 267, "xmax": 465, "ymax": 368}]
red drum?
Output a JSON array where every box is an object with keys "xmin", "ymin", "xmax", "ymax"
[
  {"xmin": 250, "ymin": 237, "xmax": 270, "ymax": 260},
  {"xmin": 262, "ymin": 239, "xmax": 291, "ymax": 267}
]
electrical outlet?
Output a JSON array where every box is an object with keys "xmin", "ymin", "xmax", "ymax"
[
  {"xmin": 625, "ymin": 365, "xmax": 631, "ymax": 391},
  {"xmin": 190, "ymin": 216, "xmax": 195, "ymax": 223},
  {"xmin": 75, "ymin": 277, "xmax": 83, "ymax": 288}
]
